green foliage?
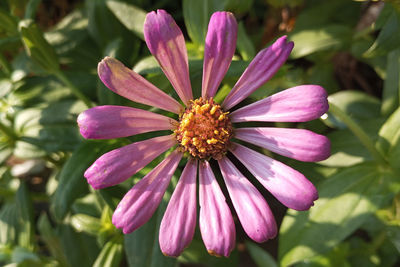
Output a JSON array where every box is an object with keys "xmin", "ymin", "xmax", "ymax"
[{"xmin": 0, "ymin": 0, "xmax": 399, "ymax": 266}]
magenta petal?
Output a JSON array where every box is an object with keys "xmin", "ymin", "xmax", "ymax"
[
  {"xmin": 112, "ymin": 149, "xmax": 182, "ymax": 234},
  {"xmin": 77, "ymin": 105, "xmax": 177, "ymax": 139},
  {"xmin": 230, "ymin": 143, "xmax": 318, "ymax": 211},
  {"xmin": 234, "ymin": 127, "xmax": 330, "ymax": 162},
  {"xmin": 230, "ymin": 85, "xmax": 328, "ymax": 122},
  {"xmin": 144, "ymin": 10, "xmax": 193, "ymax": 105},
  {"xmin": 222, "ymin": 36, "xmax": 294, "ymax": 110},
  {"xmin": 84, "ymin": 135, "xmax": 176, "ymax": 189},
  {"xmin": 98, "ymin": 57, "xmax": 182, "ymax": 113},
  {"xmin": 199, "ymin": 160, "xmax": 235, "ymax": 257},
  {"xmin": 202, "ymin": 12, "xmax": 237, "ymax": 99},
  {"xmin": 159, "ymin": 159, "xmax": 197, "ymax": 257},
  {"xmin": 218, "ymin": 157, "xmax": 277, "ymax": 242}
]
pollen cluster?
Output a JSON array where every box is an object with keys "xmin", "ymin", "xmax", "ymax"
[{"xmin": 175, "ymin": 98, "xmax": 233, "ymax": 160}]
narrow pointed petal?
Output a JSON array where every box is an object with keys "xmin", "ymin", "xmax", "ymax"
[
  {"xmin": 144, "ymin": 10, "xmax": 193, "ymax": 104},
  {"xmin": 222, "ymin": 36, "xmax": 294, "ymax": 110},
  {"xmin": 98, "ymin": 57, "xmax": 182, "ymax": 114},
  {"xmin": 77, "ymin": 105, "xmax": 177, "ymax": 139},
  {"xmin": 230, "ymin": 85, "xmax": 328, "ymax": 123},
  {"xmin": 202, "ymin": 12, "xmax": 237, "ymax": 99},
  {"xmin": 230, "ymin": 143, "xmax": 318, "ymax": 211},
  {"xmin": 218, "ymin": 157, "xmax": 277, "ymax": 242},
  {"xmin": 234, "ymin": 127, "xmax": 330, "ymax": 162},
  {"xmin": 112, "ymin": 149, "xmax": 182, "ymax": 234},
  {"xmin": 159, "ymin": 159, "xmax": 197, "ymax": 257},
  {"xmin": 84, "ymin": 135, "xmax": 176, "ymax": 189},
  {"xmin": 199, "ymin": 161, "xmax": 235, "ymax": 257}
]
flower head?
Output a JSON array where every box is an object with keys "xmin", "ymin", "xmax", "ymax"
[{"xmin": 77, "ymin": 10, "xmax": 330, "ymax": 257}]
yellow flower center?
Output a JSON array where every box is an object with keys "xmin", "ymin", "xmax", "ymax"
[{"xmin": 175, "ymin": 97, "xmax": 233, "ymax": 160}]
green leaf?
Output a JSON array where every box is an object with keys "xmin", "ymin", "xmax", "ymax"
[
  {"xmin": 245, "ymin": 241, "xmax": 277, "ymax": 267},
  {"xmin": 70, "ymin": 214, "xmax": 102, "ymax": 236},
  {"xmin": 376, "ymin": 107, "xmax": 400, "ymax": 169},
  {"xmin": 37, "ymin": 213, "xmax": 69, "ymax": 267},
  {"xmin": 59, "ymin": 223, "xmax": 99, "ymax": 267},
  {"xmin": 324, "ymin": 90, "xmax": 381, "ymax": 129},
  {"xmin": 15, "ymin": 182, "xmax": 34, "ymax": 251},
  {"xmin": 51, "ymin": 139, "xmax": 124, "ymax": 220},
  {"xmin": 237, "ymin": 22, "xmax": 255, "ymax": 61},
  {"xmin": 183, "ymin": 0, "xmax": 227, "ymax": 45},
  {"xmin": 0, "ymin": 202, "xmax": 18, "ymax": 245},
  {"xmin": 19, "ymin": 19, "xmax": 59, "ymax": 73},
  {"xmin": 93, "ymin": 235, "xmax": 123, "ymax": 267},
  {"xmin": 0, "ymin": 8, "xmax": 18, "ymax": 36},
  {"xmin": 106, "ymin": 0, "xmax": 146, "ymax": 40},
  {"xmin": 279, "ymin": 164, "xmax": 392, "ymax": 266},
  {"xmin": 289, "ymin": 24, "xmax": 352, "ymax": 59},
  {"xmin": 319, "ymin": 119, "xmax": 384, "ymax": 167},
  {"xmin": 124, "ymin": 200, "xmax": 176, "ymax": 267},
  {"xmin": 364, "ymin": 7, "xmax": 400, "ymax": 58},
  {"xmin": 44, "ymin": 9, "xmax": 89, "ymax": 54},
  {"xmin": 381, "ymin": 48, "xmax": 400, "ymax": 116}
]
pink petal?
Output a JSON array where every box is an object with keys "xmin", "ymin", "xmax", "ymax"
[
  {"xmin": 98, "ymin": 57, "xmax": 182, "ymax": 113},
  {"xmin": 159, "ymin": 159, "xmax": 197, "ymax": 257},
  {"xmin": 229, "ymin": 143, "xmax": 318, "ymax": 211},
  {"xmin": 202, "ymin": 12, "xmax": 237, "ymax": 99},
  {"xmin": 77, "ymin": 105, "xmax": 177, "ymax": 139},
  {"xmin": 222, "ymin": 36, "xmax": 294, "ymax": 110},
  {"xmin": 144, "ymin": 10, "xmax": 193, "ymax": 105},
  {"xmin": 234, "ymin": 127, "xmax": 330, "ymax": 162},
  {"xmin": 218, "ymin": 157, "xmax": 277, "ymax": 242},
  {"xmin": 84, "ymin": 135, "xmax": 176, "ymax": 189},
  {"xmin": 230, "ymin": 85, "xmax": 328, "ymax": 122},
  {"xmin": 112, "ymin": 149, "xmax": 182, "ymax": 234},
  {"xmin": 199, "ymin": 160, "xmax": 235, "ymax": 257}
]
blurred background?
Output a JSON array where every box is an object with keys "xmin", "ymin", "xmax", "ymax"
[{"xmin": 0, "ymin": 0, "xmax": 400, "ymax": 266}]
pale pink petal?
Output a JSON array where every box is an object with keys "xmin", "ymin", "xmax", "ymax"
[
  {"xmin": 199, "ymin": 160, "xmax": 235, "ymax": 257},
  {"xmin": 144, "ymin": 10, "xmax": 193, "ymax": 104},
  {"xmin": 202, "ymin": 12, "xmax": 237, "ymax": 99},
  {"xmin": 112, "ymin": 149, "xmax": 182, "ymax": 234},
  {"xmin": 229, "ymin": 143, "xmax": 318, "ymax": 211},
  {"xmin": 159, "ymin": 159, "xmax": 197, "ymax": 257},
  {"xmin": 230, "ymin": 85, "xmax": 328, "ymax": 122},
  {"xmin": 84, "ymin": 135, "xmax": 176, "ymax": 189},
  {"xmin": 218, "ymin": 157, "xmax": 277, "ymax": 242},
  {"xmin": 222, "ymin": 36, "xmax": 293, "ymax": 110},
  {"xmin": 234, "ymin": 127, "xmax": 330, "ymax": 162},
  {"xmin": 77, "ymin": 105, "xmax": 177, "ymax": 139},
  {"xmin": 98, "ymin": 57, "xmax": 182, "ymax": 114}
]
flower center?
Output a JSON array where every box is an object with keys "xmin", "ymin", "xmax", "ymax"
[{"xmin": 175, "ymin": 97, "xmax": 233, "ymax": 160}]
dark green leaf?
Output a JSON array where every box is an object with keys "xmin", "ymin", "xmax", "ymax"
[
  {"xmin": 124, "ymin": 200, "xmax": 176, "ymax": 267},
  {"xmin": 183, "ymin": 0, "xmax": 227, "ymax": 45},
  {"xmin": 51, "ymin": 139, "xmax": 124, "ymax": 220},
  {"xmin": 93, "ymin": 235, "xmax": 123, "ymax": 267},
  {"xmin": 320, "ymin": 119, "xmax": 384, "ymax": 167},
  {"xmin": 237, "ymin": 22, "xmax": 255, "ymax": 61},
  {"xmin": 106, "ymin": 0, "xmax": 146, "ymax": 40},
  {"xmin": 289, "ymin": 25, "xmax": 352, "ymax": 59},
  {"xmin": 376, "ymin": 107, "xmax": 400, "ymax": 170},
  {"xmin": 19, "ymin": 19, "xmax": 59, "ymax": 73},
  {"xmin": 364, "ymin": 7, "xmax": 400, "ymax": 58},
  {"xmin": 37, "ymin": 213, "xmax": 69, "ymax": 267},
  {"xmin": 16, "ymin": 182, "xmax": 34, "ymax": 250},
  {"xmin": 245, "ymin": 241, "xmax": 277, "ymax": 267},
  {"xmin": 279, "ymin": 164, "xmax": 393, "ymax": 266},
  {"xmin": 381, "ymin": 48, "xmax": 400, "ymax": 116}
]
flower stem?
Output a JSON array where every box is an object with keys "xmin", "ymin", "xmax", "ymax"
[
  {"xmin": 328, "ymin": 102, "xmax": 387, "ymax": 165},
  {"xmin": 54, "ymin": 71, "xmax": 94, "ymax": 108}
]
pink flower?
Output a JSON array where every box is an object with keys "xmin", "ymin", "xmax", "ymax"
[{"xmin": 77, "ymin": 10, "xmax": 330, "ymax": 257}]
